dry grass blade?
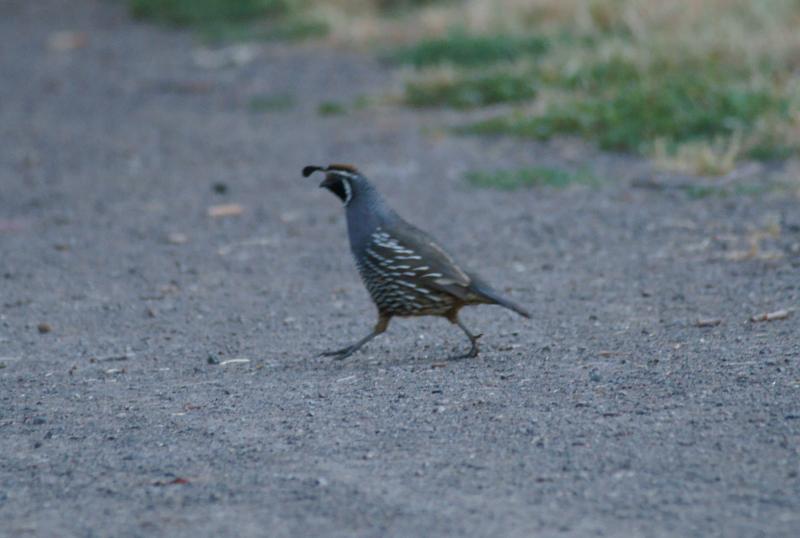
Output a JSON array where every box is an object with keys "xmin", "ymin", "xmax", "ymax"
[
  {"xmin": 750, "ymin": 309, "xmax": 793, "ymax": 322},
  {"xmin": 208, "ymin": 203, "xmax": 245, "ymax": 218},
  {"xmin": 219, "ymin": 358, "xmax": 251, "ymax": 366}
]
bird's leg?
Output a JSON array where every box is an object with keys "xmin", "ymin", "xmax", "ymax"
[
  {"xmin": 321, "ymin": 315, "xmax": 390, "ymax": 360},
  {"xmin": 447, "ymin": 311, "xmax": 483, "ymax": 359},
  {"xmin": 320, "ymin": 331, "xmax": 379, "ymax": 360}
]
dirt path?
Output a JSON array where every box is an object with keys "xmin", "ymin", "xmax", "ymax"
[{"xmin": 1, "ymin": 1, "xmax": 799, "ymax": 537}]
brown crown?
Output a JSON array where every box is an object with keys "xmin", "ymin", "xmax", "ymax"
[{"xmin": 327, "ymin": 163, "xmax": 359, "ymax": 173}]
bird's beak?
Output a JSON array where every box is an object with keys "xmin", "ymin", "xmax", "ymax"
[{"xmin": 302, "ymin": 165, "xmax": 332, "ymax": 188}]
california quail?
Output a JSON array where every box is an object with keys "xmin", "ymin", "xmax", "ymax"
[{"xmin": 304, "ymin": 163, "xmax": 529, "ymax": 360}]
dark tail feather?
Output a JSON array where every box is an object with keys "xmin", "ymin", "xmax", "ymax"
[{"xmin": 473, "ymin": 284, "xmax": 530, "ymax": 319}]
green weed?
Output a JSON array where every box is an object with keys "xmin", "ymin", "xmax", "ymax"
[
  {"xmin": 261, "ymin": 16, "xmax": 328, "ymax": 40},
  {"xmin": 680, "ymin": 182, "xmax": 780, "ymax": 199},
  {"xmin": 405, "ymin": 71, "xmax": 536, "ymax": 108},
  {"xmin": 129, "ymin": 0, "xmax": 326, "ymax": 43},
  {"xmin": 203, "ymin": 16, "xmax": 327, "ymax": 42},
  {"xmin": 318, "ymin": 101, "xmax": 347, "ymax": 116},
  {"xmin": 374, "ymin": 0, "xmax": 450, "ymax": 13},
  {"xmin": 248, "ymin": 93, "xmax": 295, "ymax": 112},
  {"xmin": 461, "ymin": 61, "xmax": 787, "ymax": 154},
  {"xmin": 386, "ymin": 1, "xmax": 800, "ymax": 170},
  {"xmin": 465, "ymin": 166, "xmax": 598, "ymax": 190},
  {"xmin": 129, "ymin": 0, "xmax": 291, "ymax": 26},
  {"xmin": 387, "ymin": 32, "xmax": 548, "ymax": 67},
  {"xmin": 353, "ymin": 95, "xmax": 373, "ymax": 109}
]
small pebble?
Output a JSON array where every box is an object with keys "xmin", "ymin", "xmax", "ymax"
[{"xmin": 167, "ymin": 232, "xmax": 188, "ymax": 245}]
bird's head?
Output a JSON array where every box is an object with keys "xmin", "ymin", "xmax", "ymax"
[{"xmin": 303, "ymin": 163, "xmax": 366, "ymax": 206}]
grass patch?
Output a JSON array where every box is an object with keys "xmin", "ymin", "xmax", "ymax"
[
  {"xmin": 463, "ymin": 72, "xmax": 785, "ymax": 152},
  {"xmin": 199, "ymin": 16, "xmax": 327, "ymax": 42},
  {"xmin": 131, "ymin": 0, "xmax": 800, "ymax": 172},
  {"xmin": 374, "ymin": 0, "xmax": 450, "ymax": 14},
  {"xmin": 317, "ymin": 97, "xmax": 378, "ymax": 115},
  {"xmin": 383, "ymin": 0, "xmax": 800, "ymax": 172},
  {"xmin": 405, "ymin": 71, "xmax": 536, "ymax": 108},
  {"xmin": 262, "ymin": 16, "xmax": 327, "ymax": 40},
  {"xmin": 465, "ymin": 166, "xmax": 598, "ymax": 190},
  {"xmin": 352, "ymin": 95, "xmax": 373, "ymax": 109},
  {"xmin": 318, "ymin": 101, "xmax": 347, "ymax": 116},
  {"xmin": 129, "ymin": 0, "xmax": 327, "ymax": 42},
  {"xmin": 248, "ymin": 93, "xmax": 295, "ymax": 112},
  {"xmin": 745, "ymin": 127, "xmax": 800, "ymax": 161},
  {"xmin": 680, "ymin": 182, "xmax": 782, "ymax": 199},
  {"xmin": 387, "ymin": 32, "xmax": 548, "ymax": 67},
  {"xmin": 129, "ymin": 0, "xmax": 291, "ymax": 26},
  {"xmin": 681, "ymin": 184, "xmax": 724, "ymax": 199}
]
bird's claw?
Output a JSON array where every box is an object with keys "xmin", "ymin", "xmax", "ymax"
[
  {"xmin": 449, "ymin": 339, "xmax": 481, "ymax": 360},
  {"xmin": 320, "ymin": 347, "xmax": 355, "ymax": 360}
]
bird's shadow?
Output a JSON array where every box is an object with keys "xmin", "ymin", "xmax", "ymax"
[{"xmin": 304, "ymin": 344, "xmax": 487, "ymax": 372}]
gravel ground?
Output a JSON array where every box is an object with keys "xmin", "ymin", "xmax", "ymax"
[{"xmin": 1, "ymin": 1, "xmax": 799, "ymax": 537}]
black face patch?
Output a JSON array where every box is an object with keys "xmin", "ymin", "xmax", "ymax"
[{"xmin": 326, "ymin": 179, "xmax": 348, "ymax": 202}]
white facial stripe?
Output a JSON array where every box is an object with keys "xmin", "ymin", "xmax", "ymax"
[
  {"xmin": 342, "ymin": 178, "xmax": 353, "ymax": 206},
  {"xmin": 329, "ymin": 170, "xmax": 358, "ymax": 180}
]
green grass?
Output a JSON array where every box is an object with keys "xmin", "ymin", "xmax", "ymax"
[
  {"xmin": 680, "ymin": 182, "xmax": 782, "ymax": 199},
  {"xmin": 131, "ymin": 0, "xmax": 799, "ymax": 172},
  {"xmin": 129, "ymin": 0, "xmax": 292, "ymax": 26},
  {"xmin": 387, "ymin": 32, "xmax": 549, "ymax": 67},
  {"xmin": 318, "ymin": 101, "xmax": 347, "ymax": 116},
  {"xmin": 129, "ymin": 0, "xmax": 327, "ymax": 42},
  {"xmin": 459, "ymin": 56, "xmax": 791, "ymax": 155},
  {"xmin": 199, "ymin": 16, "xmax": 327, "ymax": 42},
  {"xmin": 745, "ymin": 132, "xmax": 798, "ymax": 161},
  {"xmin": 248, "ymin": 93, "xmax": 295, "ymax": 112},
  {"xmin": 405, "ymin": 42, "xmax": 795, "ymax": 165},
  {"xmin": 316, "ymin": 96, "xmax": 377, "ymax": 115},
  {"xmin": 405, "ymin": 71, "xmax": 536, "ymax": 108},
  {"xmin": 374, "ymin": 0, "xmax": 449, "ymax": 13},
  {"xmin": 262, "ymin": 16, "xmax": 327, "ymax": 40},
  {"xmin": 465, "ymin": 166, "xmax": 599, "ymax": 190},
  {"xmin": 384, "ymin": 1, "xmax": 800, "ymax": 172}
]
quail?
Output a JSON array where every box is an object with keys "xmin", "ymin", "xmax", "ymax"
[{"xmin": 304, "ymin": 163, "xmax": 529, "ymax": 360}]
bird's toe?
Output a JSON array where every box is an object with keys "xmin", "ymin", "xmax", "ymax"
[{"xmin": 320, "ymin": 347, "xmax": 355, "ymax": 360}]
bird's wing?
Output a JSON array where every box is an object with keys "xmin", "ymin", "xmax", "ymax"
[{"xmin": 365, "ymin": 220, "xmax": 477, "ymax": 301}]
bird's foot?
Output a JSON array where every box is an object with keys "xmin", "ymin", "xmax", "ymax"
[
  {"xmin": 320, "ymin": 345, "xmax": 358, "ymax": 361},
  {"xmin": 449, "ymin": 333, "xmax": 482, "ymax": 360},
  {"xmin": 318, "ymin": 328, "xmax": 383, "ymax": 361}
]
